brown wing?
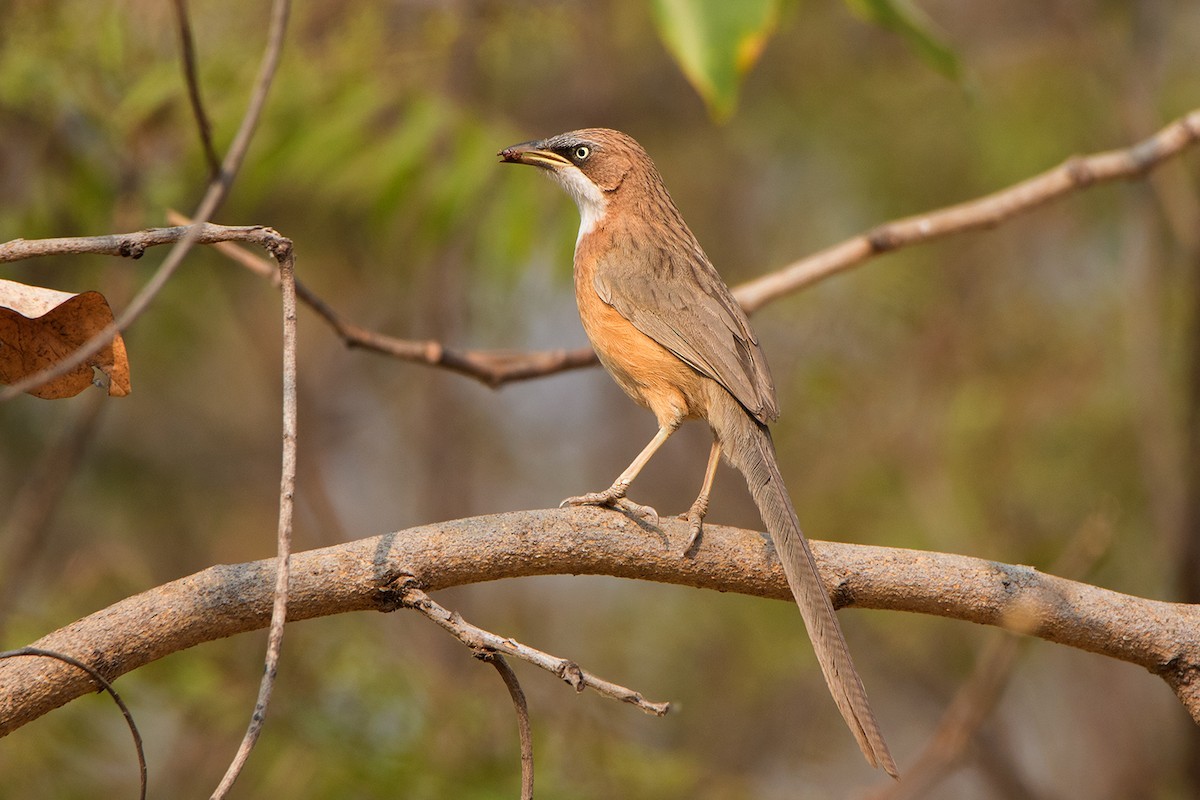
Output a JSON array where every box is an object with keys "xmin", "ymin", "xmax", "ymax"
[{"xmin": 593, "ymin": 242, "xmax": 779, "ymax": 424}]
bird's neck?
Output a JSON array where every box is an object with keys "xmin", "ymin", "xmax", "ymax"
[{"xmin": 549, "ymin": 167, "xmax": 609, "ymax": 250}]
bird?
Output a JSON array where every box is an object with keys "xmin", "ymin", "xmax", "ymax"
[{"xmin": 499, "ymin": 128, "xmax": 897, "ymax": 777}]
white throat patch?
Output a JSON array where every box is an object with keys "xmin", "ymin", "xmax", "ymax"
[{"xmin": 548, "ymin": 165, "xmax": 607, "ymax": 249}]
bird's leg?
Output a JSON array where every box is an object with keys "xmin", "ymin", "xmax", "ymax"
[
  {"xmin": 560, "ymin": 424, "xmax": 677, "ymax": 526},
  {"xmin": 681, "ymin": 439, "xmax": 721, "ymax": 552}
]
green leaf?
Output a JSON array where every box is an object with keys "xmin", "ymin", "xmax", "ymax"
[
  {"xmin": 651, "ymin": 0, "xmax": 780, "ymax": 122},
  {"xmin": 843, "ymin": 0, "xmax": 962, "ymax": 80}
]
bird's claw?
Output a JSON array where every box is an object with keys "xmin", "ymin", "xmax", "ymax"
[
  {"xmin": 561, "ymin": 487, "xmax": 659, "ymax": 527},
  {"xmin": 559, "ymin": 489, "xmax": 619, "ymax": 509},
  {"xmin": 678, "ymin": 494, "xmax": 710, "ymax": 555},
  {"xmin": 680, "ymin": 511, "xmax": 704, "ymax": 554},
  {"xmin": 613, "ymin": 497, "xmax": 659, "ymax": 527}
]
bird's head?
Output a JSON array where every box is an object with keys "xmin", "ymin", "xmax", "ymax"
[{"xmin": 499, "ymin": 128, "xmax": 653, "ymax": 235}]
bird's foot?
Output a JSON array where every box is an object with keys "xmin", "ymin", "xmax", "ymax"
[
  {"xmin": 678, "ymin": 495, "xmax": 710, "ymax": 555},
  {"xmin": 561, "ymin": 485, "xmax": 659, "ymax": 527}
]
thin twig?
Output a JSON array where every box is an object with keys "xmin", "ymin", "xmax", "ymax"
[
  {"xmin": 0, "ymin": 221, "xmax": 302, "ymax": 795},
  {"xmin": 5, "ymin": 114, "xmax": 1199, "ymax": 395},
  {"xmin": 0, "ymin": 219, "xmax": 587, "ymax": 391},
  {"xmin": 734, "ymin": 107, "xmax": 1200, "ymax": 313},
  {"xmin": 398, "ymin": 581, "xmax": 671, "ymax": 717},
  {"xmin": 209, "ymin": 240, "xmax": 298, "ymax": 794},
  {"xmin": 179, "ymin": 111, "xmax": 1200, "ymax": 388},
  {"xmin": 0, "ymin": 225, "xmax": 279, "ymax": 263},
  {"xmin": 477, "ymin": 653, "xmax": 535, "ymax": 800},
  {"xmin": 164, "ymin": 209, "xmax": 599, "ymax": 386},
  {"xmin": 0, "ymin": 0, "xmax": 291, "ymax": 402},
  {"xmin": 0, "ymin": 647, "xmax": 146, "ymax": 800},
  {"xmin": 172, "ymin": 0, "xmax": 221, "ymax": 180}
]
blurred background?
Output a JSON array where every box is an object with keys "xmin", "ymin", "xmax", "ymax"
[{"xmin": 1, "ymin": 0, "xmax": 1199, "ymax": 797}]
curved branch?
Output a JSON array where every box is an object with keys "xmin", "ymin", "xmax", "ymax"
[
  {"xmin": 17, "ymin": 111, "xmax": 1196, "ymax": 392},
  {"xmin": 172, "ymin": 0, "xmax": 221, "ymax": 180},
  {"xmin": 0, "ymin": 647, "xmax": 147, "ymax": 799},
  {"xmin": 164, "ymin": 209, "xmax": 601, "ymax": 387},
  {"xmin": 398, "ymin": 583, "xmax": 669, "ymax": 715},
  {"xmin": 0, "ymin": 0, "xmax": 288, "ymax": 402},
  {"xmin": 478, "ymin": 654, "xmax": 534, "ymax": 800},
  {"xmin": 2, "ymin": 508, "xmax": 1197, "ymax": 737},
  {"xmin": 195, "ymin": 108, "xmax": 1200, "ymax": 384},
  {"xmin": 734, "ymin": 107, "xmax": 1200, "ymax": 312}
]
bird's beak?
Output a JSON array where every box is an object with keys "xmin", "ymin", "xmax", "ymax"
[{"xmin": 498, "ymin": 141, "xmax": 570, "ymax": 170}]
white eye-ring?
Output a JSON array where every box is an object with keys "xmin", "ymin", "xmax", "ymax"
[{"xmin": 573, "ymin": 145, "xmax": 591, "ymax": 161}]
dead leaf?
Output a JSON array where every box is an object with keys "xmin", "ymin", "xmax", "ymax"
[{"xmin": 0, "ymin": 279, "xmax": 131, "ymax": 399}]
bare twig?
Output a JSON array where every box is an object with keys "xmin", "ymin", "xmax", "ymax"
[
  {"xmin": 399, "ymin": 582, "xmax": 670, "ymax": 716},
  {"xmin": 180, "ymin": 111, "xmax": 1200, "ymax": 387},
  {"xmin": 0, "ymin": 210, "xmax": 303, "ymax": 800},
  {"xmin": 0, "ymin": 225, "xmax": 283, "ymax": 263},
  {"xmin": 734, "ymin": 107, "xmax": 1200, "ymax": 313},
  {"xmin": 172, "ymin": 0, "xmax": 221, "ymax": 180},
  {"xmin": 209, "ymin": 233, "xmax": 297, "ymax": 799},
  {"xmin": 2, "ymin": 216, "xmax": 593, "ymax": 390},
  {"xmin": 477, "ymin": 653, "xmax": 535, "ymax": 800},
  {"xmin": 5, "ymin": 115, "xmax": 1197, "ymax": 395},
  {"xmin": 9, "ymin": 221, "xmax": 312, "ymax": 796},
  {"xmin": 164, "ymin": 209, "xmax": 599, "ymax": 386},
  {"xmin": 295, "ymin": 305, "xmax": 597, "ymax": 387},
  {"xmin": 0, "ymin": 647, "xmax": 146, "ymax": 800},
  {"xmin": 0, "ymin": 0, "xmax": 291, "ymax": 402},
  {"xmin": 3, "ymin": 509, "xmax": 1199, "ymax": 740}
]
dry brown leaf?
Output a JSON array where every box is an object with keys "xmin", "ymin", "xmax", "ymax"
[{"xmin": 0, "ymin": 279, "xmax": 131, "ymax": 399}]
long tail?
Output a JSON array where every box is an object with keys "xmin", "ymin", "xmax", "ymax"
[{"xmin": 709, "ymin": 392, "xmax": 898, "ymax": 777}]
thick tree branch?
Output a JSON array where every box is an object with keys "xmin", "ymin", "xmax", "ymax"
[
  {"xmin": 865, "ymin": 516, "xmax": 1113, "ymax": 799},
  {"xmin": 2, "ymin": 508, "xmax": 1197, "ymax": 738}
]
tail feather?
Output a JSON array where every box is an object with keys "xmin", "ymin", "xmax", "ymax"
[{"xmin": 711, "ymin": 392, "xmax": 898, "ymax": 777}]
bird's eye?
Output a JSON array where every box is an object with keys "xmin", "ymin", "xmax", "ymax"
[{"xmin": 573, "ymin": 145, "xmax": 591, "ymax": 162}]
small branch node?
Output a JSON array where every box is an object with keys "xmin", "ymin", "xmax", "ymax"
[
  {"xmin": 423, "ymin": 340, "xmax": 444, "ymax": 363},
  {"xmin": 376, "ymin": 571, "xmax": 423, "ymax": 611},
  {"xmin": 118, "ymin": 241, "xmax": 146, "ymax": 259},
  {"xmin": 557, "ymin": 660, "xmax": 585, "ymax": 691},
  {"xmin": 1182, "ymin": 111, "xmax": 1200, "ymax": 142},
  {"xmin": 1063, "ymin": 155, "xmax": 1094, "ymax": 187},
  {"xmin": 866, "ymin": 227, "xmax": 901, "ymax": 253}
]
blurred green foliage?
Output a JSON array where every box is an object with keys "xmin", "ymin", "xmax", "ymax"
[
  {"xmin": 651, "ymin": 0, "xmax": 782, "ymax": 121},
  {"xmin": 843, "ymin": 0, "xmax": 962, "ymax": 82},
  {"xmin": 2, "ymin": 0, "xmax": 1199, "ymax": 798}
]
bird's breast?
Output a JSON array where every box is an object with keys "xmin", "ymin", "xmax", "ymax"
[{"xmin": 573, "ymin": 229, "xmax": 707, "ymax": 428}]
